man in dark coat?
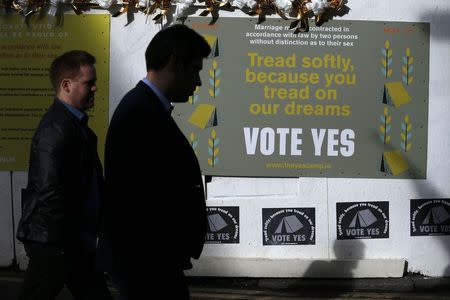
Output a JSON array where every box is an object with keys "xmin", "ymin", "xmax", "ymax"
[
  {"xmin": 16, "ymin": 50, "xmax": 111, "ymax": 300},
  {"xmin": 100, "ymin": 24, "xmax": 211, "ymax": 299}
]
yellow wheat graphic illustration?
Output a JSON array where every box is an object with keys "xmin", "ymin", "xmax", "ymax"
[
  {"xmin": 402, "ymin": 48, "xmax": 414, "ymax": 85},
  {"xmin": 379, "ymin": 107, "xmax": 392, "ymax": 144},
  {"xmin": 208, "ymin": 60, "xmax": 221, "ymax": 99},
  {"xmin": 400, "ymin": 114, "xmax": 412, "ymax": 152},
  {"xmin": 188, "ymin": 86, "xmax": 200, "ymax": 105},
  {"xmin": 207, "ymin": 129, "xmax": 220, "ymax": 167},
  {"xmin": 189, "ymin": 132, "xmax": 199, "ymax": 155},
  {"xmin": 381, "ymin": 40, "xmax": 393, "ymax": 78}
]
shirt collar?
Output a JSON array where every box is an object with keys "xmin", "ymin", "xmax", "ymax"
[
  {"xmin": 141, "ymin": 77, "xmax": 173, "ymax": 113},
  {"xmin": 58, "ymin": 98, "xmax": 86, "ymax": 121}
]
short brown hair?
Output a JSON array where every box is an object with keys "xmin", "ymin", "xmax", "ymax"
[
  {"xmin": 49, "ymin": 50, "xmax": 96, "ymax": 91},
  {"xmin": 145, "ymin": 24, "xmax": 211, "ymax": 71}
]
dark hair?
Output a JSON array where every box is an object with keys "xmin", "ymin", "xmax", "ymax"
[
  {"xmin": 49, "ymin": 50, "xmax": 96, "ymax": 91},
  {"xmin": 145, "ymin": 24, "xmax": 211, "ymax": 71}
]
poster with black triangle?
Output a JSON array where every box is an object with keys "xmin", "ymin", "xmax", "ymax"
[
  {"xmin": 206, "ymin": 206, "xmax": 239, "ymax": 243},
  {"xmin": 336, "ymin": 201, "xmax": 389, "ymax": 239},
  {"xmin": 262, "ymin": 207, "xmax": 315, "ymax": 245},
  {"xmin": 411, "ymin": 199, "xmax": 450, "ymax": 236}
]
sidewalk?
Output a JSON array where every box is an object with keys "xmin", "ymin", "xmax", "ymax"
[
  {"xmin": 1, "ymin": 269, "xmax": 450, "ymax": 299},
  {"xmin": 188, "ymin": 275, "xmax": 450, "ymax": 299}
]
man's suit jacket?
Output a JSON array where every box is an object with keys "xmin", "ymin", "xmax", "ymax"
[
  {"xmin": 17, "ymin": 99, "xmax": 103, "ymax": 248},
  {"xmin": 102, "ymin": 81, "xmax": 207, "ymax": 273}
]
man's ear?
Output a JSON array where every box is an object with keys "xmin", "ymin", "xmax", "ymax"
[
  {"xmin": 168, "ymin": 52, "xmax": 184, "ymax": 72},
  {"xmin": 60, "ymin": 79, "xmax": 71, "ymax": 94}
]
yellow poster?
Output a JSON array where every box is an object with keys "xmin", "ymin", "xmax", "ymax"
[{"xmin": 0, "ymin": 14, "xmax": 110, "ymax": 170}]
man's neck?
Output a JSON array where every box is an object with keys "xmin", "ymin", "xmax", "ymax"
[
  {"xmin": 57, "ymin": 94, "xmax": 78, "ymax": 110},
  {"xmin": 146, "ymin": 70, "xmax": 172, "ymax": 98}
]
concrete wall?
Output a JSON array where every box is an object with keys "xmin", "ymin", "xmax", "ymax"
[{"xmin": 1, "ymin": 0, "xmax": 450, "ymax": 277}]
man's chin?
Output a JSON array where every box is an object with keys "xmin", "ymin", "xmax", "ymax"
[{"xmin": 84, "ymin": 102, "xmax": 95, "ymax": 111}]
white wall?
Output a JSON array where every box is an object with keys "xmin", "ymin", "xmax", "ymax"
[{"xmin": 3, "ymin": 0, "xmax": 450, "ymax": 277}]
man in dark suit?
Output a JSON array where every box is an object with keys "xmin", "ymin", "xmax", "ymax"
[
  {"xmin": 100, "ymin": 24, "xmax": 211, "ymax": 299},
  {"xmin": 16, "ymin": 50, "xmax": 111, "ymax": 300}
]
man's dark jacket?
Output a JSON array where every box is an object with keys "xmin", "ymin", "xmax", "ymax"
[
  {"xmin": 17, "ymin": 100, "xmax": 103, "ymax": 247},
  {"xmin": 100, "ymin": 81, "xmax": 207, "ymax": 273}
]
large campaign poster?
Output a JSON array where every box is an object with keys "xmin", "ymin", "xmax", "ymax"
[
  {"xmin": 0, "ymin": 14, "xmax": 109, "ymax": 170},
  {"xmin": 174, "ymin": 18, "xmax": 429, "ymax": 178}
]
